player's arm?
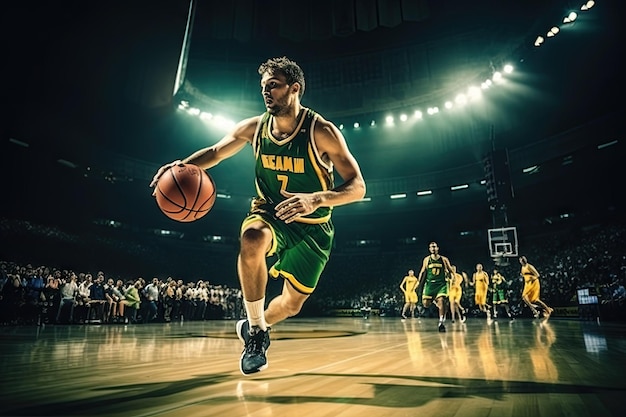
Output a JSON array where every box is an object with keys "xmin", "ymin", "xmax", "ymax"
[
  {"xmin": 416, "ymin": 256, "xmax": 429, "ymax": 287},
  {"xmin": 150, "ymin": 116, "xmax": 260, "ymax": 188},
  {"xmin": 442, "ymin": 256, "xmax": 455, "ymax": 279},
  {"xmin": 283, "ymin": 116, "xmax": 366, "ymax": 209},
  {"xmin": 529, "ymin": 264, "xmax": 541, "ymax": 279},
  {"xmin": 182, "ymin": 116, "xmax": 258, "ymax": 169},
  {"xmin": 399, "ymin": 277, "xmax": 407, "ymax": 293},
  {"xmin": 314, "ymin": 116, "xmax": 366, "ymax": 206}
]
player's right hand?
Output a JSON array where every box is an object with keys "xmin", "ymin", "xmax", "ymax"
[{"xmin": 149, "ymin": 160, "xmax": 183, "ymax": 194}]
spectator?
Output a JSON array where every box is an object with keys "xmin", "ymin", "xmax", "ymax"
[
  {"xmin": 56, "ymin": 272, "xmax": 78, "ymax": 324},
  {"xmin": 1, "ymin": 275, "xmax": 25, "ymax": 324},
  {"xmin": 43, "ymin": 271, "xmax": 62, "ymax": 324},
  {"xmin": 142, "ymin": 277, "xmax": 160, "ymax": 323},
  {"xmin": 87, "ymin": 274, "xmax": 107, "ymax": 323},
  {"xmin": 103, "ymin": 277, "xmax": 118, "ymax": 323},
  {"xmin": 194, "ymin": 280, "xmax": 208, "ymax": 320},
  {"xmin": 110, "ymin": 279, "xmax": 127, "ymax": 322},
  {"xmin": 119, "ymin": 280, "xmax": 141, "ymax": 323}
]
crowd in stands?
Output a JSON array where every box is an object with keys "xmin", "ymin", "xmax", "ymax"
[
  {"xmin": 1, "ymin": 218, "xmax": 625, "ymax": 325},
  {"xmin": 0, "ymin": 262, "xmax": 243, "ymax": 326}
]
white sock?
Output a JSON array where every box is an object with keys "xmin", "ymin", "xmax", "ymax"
[{"xmin": 245, "ymin": 298, "xmax": 266, "ymax": 331}]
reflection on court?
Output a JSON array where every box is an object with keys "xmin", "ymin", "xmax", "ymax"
[{"xmin": 1, "ymin": 317, "xmax": 625, "ymax": 417}]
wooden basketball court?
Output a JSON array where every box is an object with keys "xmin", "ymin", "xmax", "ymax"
[{"xmin": 1, "ymin": 316, "xmax": 624, "ymax": 416}]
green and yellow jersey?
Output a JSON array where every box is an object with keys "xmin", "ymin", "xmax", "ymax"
[{"xmin": 251, "ymin": 108, "xmax": 334, "ymax": 224}]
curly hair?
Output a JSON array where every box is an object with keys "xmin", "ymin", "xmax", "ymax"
[{"xmin": 258, "ymin": 56, "xmax": 305, "ymax": 98}]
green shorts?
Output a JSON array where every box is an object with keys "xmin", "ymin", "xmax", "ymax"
[
  {"xmin": 493, "ymin": 288, "xmax": 508, "ymax": 304},
  {"xmin": 241, "ymin": 211, "xmax": 334, "ymax": 295},
  {"xmin": 422, "ymin": 279, "xmax": 448, "ymax": 301}
]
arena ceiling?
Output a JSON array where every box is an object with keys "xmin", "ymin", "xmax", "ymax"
[{"xmin": 2, "ymin": 0, "xmax": 624, "ymax": 244}]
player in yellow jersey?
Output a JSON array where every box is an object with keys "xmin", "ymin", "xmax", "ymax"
[
  {"xmin": 151, "ymin": 57, "xmax": 366, "ymax": 375},
  {"xmin": 519, "ymin": 256, "xmax": 553, "ymax": 318},
  {"xmin": 470, "ymin": 263, "xmax": 491, "ymax": 319},
  {"xmin": 399, "ymin": 270, "xmax": 419, "ymax": 319},
  {"xmin": 417, "ymin": 242, "xmax": 455, "ymax": 332},
  {"xmin": 448, "ymin": 265, "xmax": 467, "ymax": 323}
]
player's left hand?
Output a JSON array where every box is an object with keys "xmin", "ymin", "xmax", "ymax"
[{"xmin": 275, "ymin": 190, "xmax": 319, "ymax": 223}]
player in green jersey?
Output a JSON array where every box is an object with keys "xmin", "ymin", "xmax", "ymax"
[
  {"xmin": 150, "ymin": 56, "xmax": 366, "ymax": 375},
  {"xmin": 417, "ymin": 242, "xmax": 455, "ymax": 332}
]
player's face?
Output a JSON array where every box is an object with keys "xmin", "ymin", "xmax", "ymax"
[
  {"xmin": 261, "ymin": 72, "xmax": 293, "ymax": 116},
  {"xmin": 429, "ymin": 243, "xmax": 438, "ymax": 254}
]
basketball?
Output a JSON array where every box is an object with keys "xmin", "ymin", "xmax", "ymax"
[{"xmin": 154, "ymin": 163, "xmax": 216, "ymax": 222}]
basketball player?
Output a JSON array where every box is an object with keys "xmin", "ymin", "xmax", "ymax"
[
  {"xmin": 470, "ymin": 263, "xmax": 491, "ymax": 318},
  {"xmin": 491, "ymin": 268, "xmax": 513, "ymax": 320},
  {"xmin": 417, "ymin": 242, "xmax": 455, "ymax": 332},
  {"xmin": 519, "ymin": 256, "xmax": 553, "ymax": 318},
  {"xmin": 399, "ymin": 270, "xmax": 419, "ymax": 319},
  {"xmin": 150, "ymin": 57, "xmax": 366, "ymax": 375},
  {"xmin": 448, "ymin": 265, "xmax": 467, "ymax": 323}
]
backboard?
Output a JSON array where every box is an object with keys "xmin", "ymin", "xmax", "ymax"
[{"xmin": 488, "ymin": 227, "xmax": 518, "ymax": 258}]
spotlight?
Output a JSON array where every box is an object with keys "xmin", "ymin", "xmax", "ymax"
[
  {"xmin": 581, "ymin": 1, "xmax": 594, "ymax": 11},
  {"xmin": 547, "ymin": 26, "xmax": 560, "ymax": 37},
  {"xmin": 563, "ymin": 11, "xmax": 577, "ymax": 24},
  {"xmin": 199, "ymin": 111, "xmax": 213, "ymax": 121},
  {"xmin": 467, "ymin": 86, "xmax": 482, "ymax": 100}
]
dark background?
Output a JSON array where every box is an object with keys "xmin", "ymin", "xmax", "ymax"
[{"xmin": 2, "ymin": 0, "xmax": 624, "ymax": 281}]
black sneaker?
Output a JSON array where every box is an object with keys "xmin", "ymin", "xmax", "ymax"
[
  {"xmin": 236, "ymin": 319, "xmax": 270, "ymax": 375},
  {"xmin": 236, "ymin": 319, "xmax": 271, "ymax": 346},
  {"xmin": 438, "ymin": 322, "xmax": 446, "ymax": 332},
  {"xmin": 236, "ymin": 319, "xmax": 250, "ymax": 344}
]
